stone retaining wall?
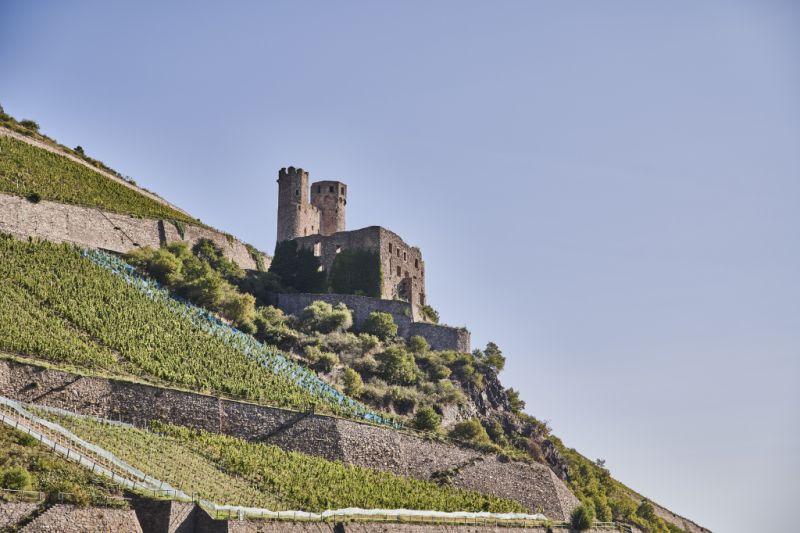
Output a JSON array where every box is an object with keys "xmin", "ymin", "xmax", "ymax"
[
  {"xmin": 0, "ymin": 359, "xmax": 577, "ymax": 520},
  {"xmin": 0, "ymin": 502, "xmax": 38, "ymax": 530},
  {"xmin": 0, "ymin": 193, "xmax": 269, "ymax": 271},
  {"xmin": 20, "ymin": 504, "xmax": 142, "ymax": 532}
]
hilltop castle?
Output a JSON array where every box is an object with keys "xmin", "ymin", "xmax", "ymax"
[{"xmin": 276, "ymin": 166, "xmax": 427, "ymax": 320}]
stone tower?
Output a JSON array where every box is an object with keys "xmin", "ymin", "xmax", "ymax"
[
  {"xmin": 276, "ymin": 166, "xmax": 318, "ymax": 242},
  {"xmin": 310, "ymin": 180, "xmax": 346, "ymax": 236}
]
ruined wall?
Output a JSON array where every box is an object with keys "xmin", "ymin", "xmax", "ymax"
[
  {"xmin": 0, "ymin": 359, "xmax": 576, "ymax": 520},
  {"xmin": 274, "ymin": 293, "xmax": 469, "ymax": 352},
  {"xmin": 0, "ymin": 193, "xmax": 269, "ymax": 271},
  {"xmin": 377, "ymin": 227, "xmax": 425, "ymax": 315},
  {"xmin": 20, "ymin": 504, "xmax": 142, "ymax": 533}
]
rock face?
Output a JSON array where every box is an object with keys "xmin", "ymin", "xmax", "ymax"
[{"xmin": 0, "ymin": 359, "xmax": 579, "ymax": 521}]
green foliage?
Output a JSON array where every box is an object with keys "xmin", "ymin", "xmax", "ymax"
[
  {"xmin": 363, "ymin": 312, "xmax": 398, "ymax": 341},
  {"xmin": 342, "ymin": 368, "xmax": 364, "ymax": 397},
  {"xmin": 19, "ymin": 119, "xmax": 39, "ymax": 132},
  {"xmin": 479, "ymin": 342, "xmax": 506, "ymax": 373},
  {"xmin": 26, "ymin": 191, "xmax": 41, "ymax": 203},
  {"xmin": 449, "ymin": 419, "xmax": 492, "ymax": 446},
  {"xmin": 421, "ymin": 304, "xmax": 440, "ymax": 323},
  {"xmin": 172, "ymin": 220, "xmax": 186, "ymax": 239},
  {"xmin": 299, "ymin": 301, "xmax": 353, "ymax": 334},
  {"xmin": 414, "ymin": 406, "xmax": 442, "ymax": 431},
  {"xmin": 0, "ymin": 236, "xmax": 371, "ymax": 415},
  {"xmin": 0, "ymin": 466, "xmax": 32, "ymax": 491},
  {"xmin": 269, "ymin": 240, "xmax": 326, "ymax": 293},
  {"xmin": 192, "ymin": 239, "xmax": 244, "ymax": 282},
  {"xmin": 0, "ymin": 135, "xmax": 198, "ymax": 223},
  {"xmin": 376, "ymin": 346, "xmax": 419, "ymax": 385},
  {"xmin": 328, "ymin": 248, "xmax": 382, "ymax": 297},
  {"xmin": 387, "ymin": 386, "xmax": 418, "ymax": 414},
  {"xmin": 506, "ymin": 388, "xmax": 526, "ymax": 413},
  {"xmin": 407, "ymin": 335, "xmax": 429, "ymax": 355},
  {"xmin": 245, "ymin": 243, "xmax": 267, "ymax": 272},
  {"xmin": 39, "ymin": 410, "xmax": 525, "ymax": 513},
  {"xmin": 0, "ymin": 425, "xmax": 122, "ymax": 505},
  {"xmin": 570, "ymin": 502, "xmax": 595, "ymax": 531}
]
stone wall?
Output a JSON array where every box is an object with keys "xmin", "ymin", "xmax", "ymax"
[
  {"xmin": 0, "ymin": 359, "xmax": 576, "ymax": 520},
  {"xmin": 0, "ymin": 502, "xmax": 39, "ymax": 529},
  {"xmin": 0, "ymin": 193, "xmax": 269, "ymax": 271},
  {"xmin": 20, "ymin": 504, "xmax": 142, "ymax": 532},
  {"xmin": 274, "ymin": 292, "xmax": 470, "ymax": 352}
]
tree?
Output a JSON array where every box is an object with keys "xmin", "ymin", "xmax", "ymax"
[
  {"xmin": 570, "ymin": 502, "xmax": 595, "ymax": 531},
  {"xmin": 482, "ymin": 342, "xmax": 506, "ymax": 372},
  {"xmin": 506, "ymin": 388, "xmax": 526, "ymax": 413},
  {"xmin": 414, "ymin": 406, "xmax": 442, "ymax": 431},
  {"xmin": 19, "ymin": 119, "xmax": 39, "ymax": 132},
  {"xmin": 363, "ymin": 312, "xmax": 398, "ymax": 341},
  {"xmin": 376, "ymin": 346, "xmax": 419, "ymax": 385},
  {"xmin": 1, "ymin": 467, "xmax": 31, "ymax": 491}
]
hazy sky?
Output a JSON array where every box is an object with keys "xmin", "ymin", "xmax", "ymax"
[{"xmin": 2, "ymin": 2, "xmax": 798, "ymax": 531}]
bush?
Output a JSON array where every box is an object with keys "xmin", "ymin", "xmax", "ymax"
[
  {"xmin": 449, "ymin": 419, "xmax": 491, "ymax": 446},
  {"xmin": 1, "ymin": 467, "xmax": 32, "ymax": 491},
  {"xmin": 407, "ymin": 335, "xmax": 429, "ymax": 355},
  {"xmin": 506, "ymin": 388, "xmax": 526, "ymax": 413},
  {"xmin": 414, "ymin": 406, "xmax": 442, "ymax": 431},
  {"xmin": 314, "ymin": 351, "xmax": 339, "ymax": 373},
  {"xmin": 19, "ymin": 119, "xmax": 39, "ymax": 132},
  {"xmin": 300, "ymin": 301, "xmax": 353, "ymax": 334},
  {"xmin": 269, "ymin": 240, "xmax": 326, "ymax": 293},
  {"xmin": 358, "ymin": 333, "xmax": 381, "ymax": 354},
  {"xmin": 25, "ymin": 192, "xmax": 41, "ymax": 203},
  {"xmin": 570, "ymin": 502, "xmax": 595, "ymax": 531},
  {"xmin": 363, "ymin": 312, "xmax": 397, "ymax": 341},
  {"xmin": 376, "ymin": 346, "xmax": 419, "ymax": 385},
  {"xmin": 342, "ymin": 368, "xmax": 364, "ymax": 397},
  {"xmin": 421, "ymin": 304, "xmax": 440, "ymax": 323},
  {"xmin": 388, "ymin": 387, "xmax": 418, "ymax": 414}
]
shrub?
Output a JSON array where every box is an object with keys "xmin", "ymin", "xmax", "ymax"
[
  {"xmin": 19, "ymin": 119, "xmax": 39, "ymax": 132},
  {"xmin": 376, "ymin": 346, "xmax": 419, "ymax": 385},
  {"xmin": 1, "ymin": 467, "xmax": 32, "ymax": 491},
  {"xmin": 421, "ymin": 304, "xmax": 440, "ymax": 323},
  {"xmin": 300, "ymin": 301, "xmax": 353, "ymax": 334},
  {"xmin": 414, "ymin": 406, "xmax": 442, "ymax": 431},
  {"xmin": 407, "ymin": 335, "xmax": 429, "ymax": 355},
  {"xmin": 25, "ymin": 192, "xmax": 41, "ymax": 203},
  {"xmin": 449, "ymin": 419, "xmax": 491, "ymax": 446},
  {"xmin": 363, "ymin": 312, "xmax": 397, "ymax": 341},
  {"xmin": 358, "ymin": 333, "xmax": 381, "ymax": 354},
  {"xmin": 313, "ymin": 351, "xmax": 339, "ymax": 373},
  {"xmin": 269, "ymin": 240, "xmax": 326, "ymax": 293},
  {"xmin": 329, "ymin": 248, "xmax": 382, "ymax": 297},
  {"xmin": 74, "ymin": 145, "xmax": 85, "ymax": 155},
  {"xmin": 388, "ymin": 387, "xmax": 418, "ymax": 414},
  {"xmin": 570, "ymin": 502, "xmax": 595, "ymax": 531},
  {"xmin": 342, "ymin": 368, "xmax": 364, "ymax": 397}
]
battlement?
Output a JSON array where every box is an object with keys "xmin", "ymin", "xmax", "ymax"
[{"xmin": 278, "ymin": 166, "xmax": 309, "ymax": 181}]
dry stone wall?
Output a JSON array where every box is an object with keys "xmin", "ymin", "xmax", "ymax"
[
  {"xmin": 0, "ymin": 502, "xmax": 39, "ymax": 529},
  {"xmin": 0, "ymin": 359, "xmax": 576, "ymax": 520},
  {"xmin": 0, "ymin": 193, "xmax": 269, "ymax": 271},
  {"xmin": 19, "ymin": 504, "xmax": 142, "ymax": 533}
]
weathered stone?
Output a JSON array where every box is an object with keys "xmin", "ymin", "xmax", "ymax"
[{"xmin": 20, "ymin": 504, "xmax": 142, "ymax": 532}]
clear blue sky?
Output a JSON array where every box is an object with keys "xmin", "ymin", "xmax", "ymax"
[{"xmin": 2, "ymin": 2, "xmax": 798, "ymax": 531}]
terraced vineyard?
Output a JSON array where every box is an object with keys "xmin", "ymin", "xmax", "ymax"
[
  {"xmin": 0, "ymin": 134, "xmax": 197, "ymax": 223},
  {"xmin": 34, "ymin": 408, "xmax": 525, "ymax": 513},
  {"xmin": 0, "ymin": 235, "xmax": 388, "ymax": 423}
]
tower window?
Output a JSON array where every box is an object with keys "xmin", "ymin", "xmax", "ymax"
[
  {"xmin": 317, "ymin": 265, "xmax": 325, "ymax": 272},
  {"xmin": 295, "ymin": 190, "xmax": 299, "ymax": 196},
  {"xmin": 397, "ymin": 249, "xmax": 400, "ymax": 258},
  {"xmin": 388, "ymin": 243, "xmax": 393, "ymax": 253},
  {"xmin": 414, "ymin": 259, "xmax": 419, "ymax": 268},
  {"xmin": 298, "ymin": 205, "xmax": 301, "ymax": 211},
  {"xmin": 317, "ymin": 186, "xmax": 321, "ymax": 193},
  {"xmin": 403, "ymin": 251, "xmax": 407, "ymax": 261},
  {"xmin": 341, "ymin": 186, "xmax": 345, "ymax": 194},
  {"xmin": 396, "ymin": 266, "xmax": 401, "ymax": 276},
  {"xmin": 336, "ymin": 246, "xmax": 342, "ymax": 254},
  {"xmin": 313, "ymin": 242, "xmax": 321, "ymax": 256},
  {"xmin": 329, "ymin": 186, "xmax": 334, "ymax": 192}
]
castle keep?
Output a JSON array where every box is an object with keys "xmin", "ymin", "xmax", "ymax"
[{"xmin": 277, "ymin": 166, "xmax": 427, "ymax": 320}]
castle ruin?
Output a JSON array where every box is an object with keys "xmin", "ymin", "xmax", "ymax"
[{"xmin": 276, "ymin": 166, "xmax": 427, "ymax": 320}]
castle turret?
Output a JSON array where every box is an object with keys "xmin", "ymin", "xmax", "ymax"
[
  {"xmin": 277, "ymin": 166, "xmax": 319, "ymax": 242},
  {"xmin": 311, "ymin": 180, "xmax": 347, "ymax": 236}
]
